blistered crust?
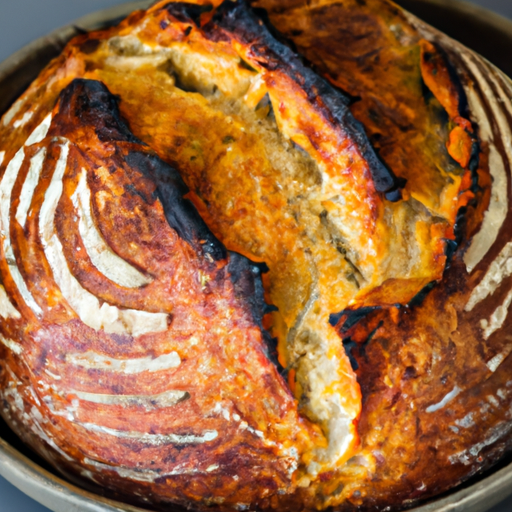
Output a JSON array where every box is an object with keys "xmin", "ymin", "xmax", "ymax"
[
  {"xmin": 0, "ymin": 77, "xmax": 322, "ymax": 511},
  {"xmin": 1, "ymin": 0, "xmax": 511, "ymax": 511}
]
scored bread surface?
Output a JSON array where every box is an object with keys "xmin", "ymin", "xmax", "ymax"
[{"xmin": 0, "ymin": 0, "xmax": 511, "ymax": 511}]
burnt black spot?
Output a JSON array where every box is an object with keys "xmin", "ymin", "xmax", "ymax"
[
  {"xmin": 342, "ymin": 338, "xmax": 359, "ymax": 371},
  {"xmin": 56, "ymin": 79, "xmax": 142, "ymax": 144},
  {"xmin": 227, "ymin": 252, "xmax": 280, "ymax": 368},
  {"xmin": 125, "ymin": 151, "xmax": 227, "ymax": 262},
  {"xmin": 202, "ymin": 0, "xmax": 403, "ymax": 196},
  {"xmin": 385, "ymin": 176, "xmax": 407, "ymax": 202},
  {"xmin": 408, "ymin": 281, "xmax": 436, "ymax": 308},
  {"xmin": 403, "ymin": 366, "xmax": 418, "ymax": 380},
  {"xmin": 165, "ymin": 2, "xmax": 212, "ymax": 25},
  {"xmin": 444, "ymin": 238, "xmax": 458, "ymax": 264},
  {"xmin": 329, "ymin": 306, "xmax": 378, "ymax": 331},
  {"xmin": 79, "ymin": 39, "xmax": 101, "ymax": 55},
  {"xmin": 385, "ymin": 187, "xmax": 403, "ymax": 202},
  {"xmin": 423, "ymin": 51, "xmax": 433, "ymax": 63},
  {"xmin": 252, "ymin": 260, "xmax": 270, "ymax": 274},
  {"xmin": 469, "ymin": 138, "xmax": 480, "ymax": 174},
  {"xmin": 448, "ymin": 205, "xmax": 469, "ymax": 263},
  {"xmin": 329, "ymin": 311, "xmax": 344, "ymax": 327},
  {"xmin": 227, "ymin": 252, "xmax": 275, "ymax": 321}
]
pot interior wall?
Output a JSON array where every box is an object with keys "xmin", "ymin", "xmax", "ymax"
[{"xmin": 395, "ymin": 0, "xmax": 512, "ymax": 77}]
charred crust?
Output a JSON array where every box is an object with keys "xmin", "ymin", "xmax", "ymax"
[
  {"xmin": 444, "ymin": 238, "xmax": 459, "ymax": 266},
  {"xmin": 424, "ymin": 42, "xmax": 470, "ymax": 120},
  {"xmin": 125, "ymin": 151, "xmax": 227, "ymax": 262},
  {"xmin": 201, "ymin": 0, "xmax": 403, "ymax": 196},
  {"xmin": 454, "ymin": 206, "xmax": 468, "ymax": 249},
  {"xmin": 227, "ymin": 252, "xmax": 280, "ymax": 368},
  {"xmin": 408, "ymin": 281, "xmax": 437, "ymax": 308},
  {"xmin": 329, "ymin": 306, "xmax": 379, "ymax": 332},
  {"xmin": 57, "ymin": 79, "xmax": 227, "ymax": 262},
  {"xmin": 469, "ymin": 139, "xmax": 480, "ymax": 174},
  {"xmin": 164, "ymin": 2, "xmax": 212, "ymax": 26},
  {"xmin": 227, "ymin": 252, "xmax": 272, "ymax": 321},
  {"xmin": 55, "ymin": 79, "xmax": 142, "ymax": 144},
  {"xmin": 342, "ymin": 338, "xmax": 360, "ymax": 371}
]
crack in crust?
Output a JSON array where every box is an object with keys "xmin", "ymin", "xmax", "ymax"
[{"xmin": 1, "ymin": 0, "xmax": 508, "ymax": 510}]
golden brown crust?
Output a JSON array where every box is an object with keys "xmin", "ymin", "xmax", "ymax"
[
  {"xmin": 1, "ymin": 1, "xmax": 511, "ymax": 511},
  {"xmin": 0, "ymin": 78, "xmax": 319, "ymax": 511},
  {"xmin": 256, "ymin": 0, "xmax": 478, "ymax": 224}
]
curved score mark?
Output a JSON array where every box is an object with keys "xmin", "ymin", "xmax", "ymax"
[
  {"xmin": 71, "ymin": 169, "xmax": 152, "ymax": 288},
  {"xmin": 466, "ymin": 242, "xmax": 512, "ymax": 312},
  {"xmin": 25, "ymin": 114, "xmax": 52, "ymax": 146},
  {"xmin": 2, "ymin": 97, "xmax": 27, "ymax": 127},
  {"xmin": 70, "ymin": 388, "xmax": 189, "ymax": 410},
  {"xmin": 0, "ymin": 147, "xmax": 42, "ymax": 315},
  {"xmin": 0, "ymin": 334, "xmax": 23, "ymax": 355},
  {"xmin": 0, "ymin": 114, "xmax": 54, "ymax": 316},
  {"xmin": 15, "ymin": 147, "xmax": 47, "ymax": 228},
  {"xmin": 0, "ymin": 285, "xmax": 21, "ymax": 319},
  {"xmin": 39, "ymin": 142, "xmax": 169, "ymax": 337},
  {"xmin": 461, "ymin": 56, "xmax": 510, "ymax": 274},
  {"xmin": 480, "ymin": 288, "xmax": 512, "ymax": 340},
  {"xmin": 65, "ymin": 350, "xmax": 181, "ymax": 374},
  {"xmin": 79, "ymin": 422, "xmax": 218, "ymax": 445},
  {"xmin": 84, "ymin": 458, "xmax": 212, "ymax": 483}
]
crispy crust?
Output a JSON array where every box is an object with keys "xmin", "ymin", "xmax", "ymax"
[
  {"xmin": 1, "ymin": 0, "xmax": 512, "ymax": 511},
  {"xmin": 0, "ymin": 78, "xmax": 319, "ymax": 511}
]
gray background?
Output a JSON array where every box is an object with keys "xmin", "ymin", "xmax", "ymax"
[{"xmin": 1, "ymin": 0, "xmax": 512, "ymax": 511}]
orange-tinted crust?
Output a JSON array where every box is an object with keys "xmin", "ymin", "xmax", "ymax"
[
  {"xmin": 1, "ymin": 1, "xmax": 509, "ymax": 511},
  {"xmin": 0, "ymin": 78, "xmax": 326, "ymax": 510}
]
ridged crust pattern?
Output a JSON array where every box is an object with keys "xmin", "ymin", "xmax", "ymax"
[{"xmin": 0, "ymin": 1, "xmax": 512, "ymax": 511}]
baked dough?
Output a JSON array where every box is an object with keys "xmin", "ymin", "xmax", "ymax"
[{"xmin": 0, "ymin": 0, "xmax": 511, "ymax": 511}]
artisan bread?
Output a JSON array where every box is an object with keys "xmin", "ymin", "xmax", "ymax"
[{"xmin": 0, "ymin": 0, "xmax": 511, "ymax": 511}]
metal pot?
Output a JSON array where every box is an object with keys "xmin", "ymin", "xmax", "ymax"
[{"xmin": 1, "ymin": 1, "xmax": 512, "ymax": 511}]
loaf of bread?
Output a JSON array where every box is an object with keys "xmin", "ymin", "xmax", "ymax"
[{"xmin": 0, "ymin": 0, "xmax": 511, "ymax": 510}]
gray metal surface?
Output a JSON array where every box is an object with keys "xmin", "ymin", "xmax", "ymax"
[
  {"xmin": 0, "ymin": 438, "xmax": 148, "ymax": 512},
  {"xmin": 1, "ymin": 1, "xmax": 512, "ymax": 511},
  {"xmin": 465, "ymin": 0, "xmax": 512, "ymax": 19}
]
